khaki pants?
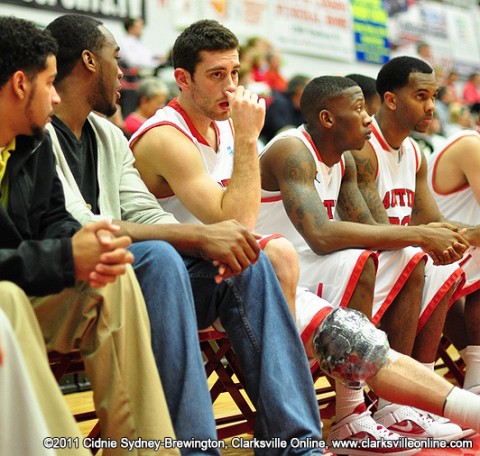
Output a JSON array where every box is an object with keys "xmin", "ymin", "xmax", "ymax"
[
  {"xmin": 0, "ymin": 304, "xmax": 57, "ymax": 456},
  {"xmin": 0, "ymin": 281, "xmax": 89, "ymax": 456},
  {"xmin": 2, "ymin": 266, "xmax": 178, "ymax": 455}
]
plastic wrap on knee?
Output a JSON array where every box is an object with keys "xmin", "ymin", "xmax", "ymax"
[{"xmin": 313, "ymin": 307, "xmax": 390, "ymax": 389}]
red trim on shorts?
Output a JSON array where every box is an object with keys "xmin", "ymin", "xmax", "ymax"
[
  {"xmin": 340, "ymin": 250, "xmax": 378, "ymax": 308},
  {"xmin": 371, "ymin": 250, "xmax": 426, "ymax": 326},
  {"xmin": 261, "ymin": 195, "xmax": 283, "ymax": 203},
  {"xmin": 316, "ymin": 283, "xmax": 323, "ymax": 298},
  {"xmin": 258, "ymin": 233, "xmax": 284, "ymax": 249},
  {"xmin": 417, "ymin": 267, "xmax": 465, "ymax": 334},
  {"xmin": 301, "ymin": 307, "xmax": 332, "ymax": 348},
  {"xmin": 450, "ymin": 254, "xmax": 480, "ymax": 300},
  {"xmin": 456, "ymin": 277, "xmax": 480, "ymax": 299}
]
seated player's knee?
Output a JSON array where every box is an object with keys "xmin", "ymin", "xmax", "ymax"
[
  {"xmin": 0, "ymin": 281, "xmax": 29, "ymax": 315},
  {"xmin": 263, "ymin": 237, "xmax": 299, "ymax": 286},
  {"xmin": 313, "ymin": 307, "xmax": 390, "ymax": 389}
]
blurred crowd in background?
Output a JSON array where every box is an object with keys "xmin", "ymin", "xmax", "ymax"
[{"xmin": 112, "ymin": 17, "xmax": 480, "ymax": 156}]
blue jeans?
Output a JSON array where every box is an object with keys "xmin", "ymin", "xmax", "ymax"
[{"xmin": 130, "ymin": 241, "xmax": 322, "ymax": 455}]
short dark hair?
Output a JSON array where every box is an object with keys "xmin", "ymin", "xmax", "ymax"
[
  {"xmin": 287, "ymin": 74, "xmax": 309, "ymax": 97},
  {"xmin": 345, "ymin": 74, "xmax": 377, "ymax": 103},
  {"xmin": 437, "ymin": 86, "xmax": 449, "ymax": 100},
  {"xmin": 46, "ymin": 14, "xmax": 104, "ymax": 84},
  {"xmin": 300, "ymin": 76, "xmax": 358, "ymax": 126},
  {"xmin": 123, "ymin": 17, "xmax": 136, "ymax": 32},
  {"xmin": 172, "ymin": 19, "xmax": 238, "ymax": 76},
  {"xmin": 468, "ymin": 71, "xmax": 480, "ymax": 81},
  {"xmin": 0, "ymin": 16, "xmax": 58, "ymax": 88},
  {"xmin": 376, "ymin": 56, "xmax": 433, "ymax": 99}
]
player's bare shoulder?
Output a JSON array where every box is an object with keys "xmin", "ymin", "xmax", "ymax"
[{"xmin": 261, "ymin": 135, "xmax": 313, "ymax": 187}]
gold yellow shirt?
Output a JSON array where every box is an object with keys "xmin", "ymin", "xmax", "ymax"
[{"xmin": 0, "ymin": 138, "xmax": 14, "ymax": 208}]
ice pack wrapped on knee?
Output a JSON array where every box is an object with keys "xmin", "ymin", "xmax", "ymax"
[{"xmin": 313, "ymin": 307, "xmax": 389, "ymax": 389}]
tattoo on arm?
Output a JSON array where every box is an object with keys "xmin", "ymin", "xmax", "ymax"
[
  {"xmin": 337, "ymin": 153, "xmax": 375, "ymax": 224},
  {"xmin": 353, "ymin": 153, "xmax": 389, "ymax": 223},
  {"xmin": 281, "ymin": 154, "xmax": 329, "ymax": 236},
  {"xmin": 337, "ymin": 186, "xmax": 374, "ymax": 224}
]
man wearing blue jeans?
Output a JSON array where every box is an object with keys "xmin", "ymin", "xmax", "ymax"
[{"xmin": 46, "ymin": 14, "xmax": 323, "ymax": 454}]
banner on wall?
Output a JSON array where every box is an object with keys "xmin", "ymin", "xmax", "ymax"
[
  {"xmin": 171, "ymin": 0, "xmax": 356, "ymax": 61},
  {"xmin": 213, "ymin": 0, "xmax": 270, "ymax": 38},
  {"xmin": 352, "ymin": 0, "xmax": 389, "ymax": 64},
  {"xmin": 271, "ymin": 0, "xmax": 355, "ymax": 62},
  {"xmin": 1, "ymin": 0, "xmax": 146, "ymax": 21},
  {"xmin": 388, "ymin": 0, "xmax": 480, "ymax": 76},
  {"xmin": 443, "ymin": 4, "xmax": 480, "ymax": 75},
  {"xmin": 171, "ymin": 0, "xmax": 271, "ymax": 39},
  {"xmin": 170, "ymin": 0, "xmax": 204, "ymax": 28},
  {"xmin": 167, "ymin": 0, "xmax": 480, "ymax": 71}
]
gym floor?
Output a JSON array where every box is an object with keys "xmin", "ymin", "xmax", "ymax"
[{"xmin": 67, "ymin": 367, "xmax": 480, "ymax": 455}]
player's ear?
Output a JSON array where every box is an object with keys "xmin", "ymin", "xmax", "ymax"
[
  {"xmin": 319, "ymin": 109, "xmax": 334, "ymax": 128},
  {"xmin": 82, "ymin": 50, "xmax": 97, "ymax": 74},
  {"xmin": 174, "ymin": 68, "xmax": 190, "ymax": 91},
  {"xmin": 11, "ymin": 70, "xmax": 30, "ymax": 101},
  {"xmin": 384, "ymin": 91, "xmax": 397, "ymax": 110}
]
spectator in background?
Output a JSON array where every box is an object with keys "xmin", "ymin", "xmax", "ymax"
[
  {"xmin": 463, "ymin": 72, "xmax": 480, "ymax": 115},
  {"xmin": 118, "ymin": 17, "xmax": 162, "ymax": 73},
  {"xmin": 433, "ymin": 65, "xmax": 445, "ymax": 87},
  {"xmin": 261, "ymin": 74, "xmax": 309, "ymax": 143},
  {"xmin": 435, "ymin": 86, "xmax": 455, "ymax": 134},
  {"xmin": 124, "ymin": 77, "xmax": 168, "ymax": 137},
  {"xmin": 244, "ymin": 36, "xmax": 272, "ymax": 84},
  {"xmin": 411, "ymin": 111, "xmax": 446, "ymax": 157},
  {"xmin": 445, "ymin": 70, "xmax": 461, "ymax": 102},
  {"xmin": 445, "ymin": 101, "xmax": 476, "ymax": 137},
  {"xmin": 416, "ymin": 41, "xmax": 434, "ymax": 65},
  {"xmin": 345, "ymin": 73, "xmax": 381, "ymax": 116},
  {"xmin": 238, "ymin": 44, "xmax": 272, "ymax": 103},
  {"xmin": 265, "ymin": 50, "xmax": 287, "ymax": 93}
]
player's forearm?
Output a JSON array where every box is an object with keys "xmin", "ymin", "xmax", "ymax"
[
  {"xmin": 307, "ymin": 223, "xmax": 432, "ymax": 255},
  {"xmin": 223, "ymin": 137, "xmax": 261, "ymax": 230},
  {"xmin": 113, "ymin": 220, "xmax": 210, "ymax": 255}
]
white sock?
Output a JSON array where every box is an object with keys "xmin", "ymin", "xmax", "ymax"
[
  {"xmin": 444, "ymin": 386, "xmax": 480, "ymax": 433},
  {"xmin": 463, "ymin": 345, "xmax": 480, "ymax": 391},
  {"xmin": 335, "ymin": 382, "xmax": 365, "ymax": 421}
]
